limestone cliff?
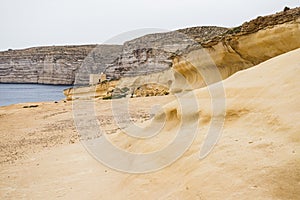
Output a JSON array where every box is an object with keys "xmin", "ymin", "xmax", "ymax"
[
  {"xmin": 0, "ymin": 27, "xmax": 228, "ymax": 85},
  {"xmin": 104, "ymin": 26, "xmax": 228, "ymax": 79},
  {"xmin": 0, "ymin": 45, "xmax": 122, "ymax": 85}
]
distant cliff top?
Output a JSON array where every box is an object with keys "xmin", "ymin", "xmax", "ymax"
[
  {"xmin": 0, "ymin": 45, "xmax": 96, "ymax": 56},
  {"xmin": 201, "ymin": 6, "xmax": 300, "ymax": 47},
  {"xmin": 123, "ymin": 26, "xmax": 228, "ymax": 50},
  {"xmin": 240, "ymin": 6, "xmax": 300, "ymax": 34}
]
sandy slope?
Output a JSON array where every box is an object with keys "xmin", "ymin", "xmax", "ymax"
[{"xmin": 0, "ymin": 49, "xmax": 299, "ymax": 199}]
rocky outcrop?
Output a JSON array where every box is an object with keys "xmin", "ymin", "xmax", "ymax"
[
  {"xmin": 199, "ymin": 6, "xmax": 300, "ymax": 48},
  {"xmin": 170, "ymin": 19, "xmax": 300, "ymax": 91},
  {"xmin": 65, "ymin": 7, "xmax": 300, "ymax": 100},
  {"xmin": 172, "ymin": 7, "xmax": 300, "ymax": 90},
  {"xmin": 63, "ymin": 80, "xmax": 118, "ymax": 100},
  {"xmin": 112, "ymin": 7, "xmax": 300, "ymax": 96}
]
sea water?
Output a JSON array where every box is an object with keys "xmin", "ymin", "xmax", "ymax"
[{"xmin": 0, "ymin": 83, "xmax": 71, "ymax": 106}]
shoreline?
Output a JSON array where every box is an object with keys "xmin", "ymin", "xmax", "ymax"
[
  {"xmin": 0, "ymin": 82, "xmax": 73, "ymax": 86},
  {"xmin": 0, "ymin": 83, "xmax": 70, "ymax": 107},
  {"xmin": 0, "ymin": 49, "xmax": 299, "ymax": 199}
]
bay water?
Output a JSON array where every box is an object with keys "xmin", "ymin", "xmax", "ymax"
[{"xmin": 0, "ymin": 83, "xmax": 71, "ymax": 106}]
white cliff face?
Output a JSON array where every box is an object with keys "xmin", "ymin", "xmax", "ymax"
[{"xmin": 0, "ymin": 45, "xmax": 95, "ymax": 85}]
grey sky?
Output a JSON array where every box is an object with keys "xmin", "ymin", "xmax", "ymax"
[{"xmin": 0, "ymin": 0, "xmax": 299, "ymax": 51}]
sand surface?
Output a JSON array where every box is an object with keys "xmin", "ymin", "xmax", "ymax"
[{"xmin": 0, "ymin": 49, "xmax": 299, "ymax": 199}]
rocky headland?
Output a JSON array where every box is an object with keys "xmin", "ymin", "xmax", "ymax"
[{"xmin": 0, "ymin": 7, "xmax": 299, "ymax": 99}]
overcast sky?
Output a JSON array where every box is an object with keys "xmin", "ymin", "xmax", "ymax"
[{"xmin": 0, "ymin": 0, "xmax": 299, "ymax": 51}]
